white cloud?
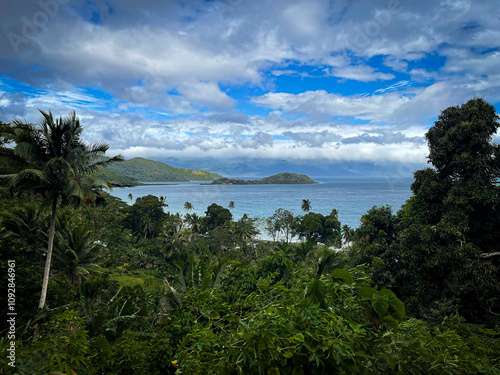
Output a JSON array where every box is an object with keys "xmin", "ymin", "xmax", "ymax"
[
  {"xmin": 1, "ymin": 0, "xmax": 499, "ymax": 172},
  {"xmin": 326, "ymin": 65, "xmax": 395, "ymax": 82},
  {"xmin": 252, "ymin": 90, "xmax": 410, "ymax": 123},
  {"xmin": 111, "ymin": 140, "xmax": 428, "ymax": 164}
]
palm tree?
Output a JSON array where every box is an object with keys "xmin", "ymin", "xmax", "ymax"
[
  {"xmin": 184, "ymin": 201, "xmax": 193, "ymax": 213},
  {"xmin": 185, "ymin": 213, "xmax": 202, "ymax": 234},
  {"xmin": 53, "ymin": 223, "xmax": 104, "ymax": 285},
  {"xmin": 292, "ymin": 239, "xmax": 314, "ymax": 264},
  {"xmin": 159, "ymin": 227, "xmax": 190, "ymax": 259},
  {"xmin": 314, "ymin": 247, "xmax": 345, "ymax": 278},
  {"xmin": 233, "ymin": 214, "xmax": 260, "ymax": 244},
  {"xmin": 341, "ymin": 224, "xmax": 355, "ymax": 249},
  {"xmin": 127, "ymin": 193, "xmax": 133, "ymax": 202},
  {"xmin": 0, "ymin": 110, "xmax": 122, "ymax": 308},
  {"xmin": 140, "ymin": 214, "xmax": 155, "ymax": 239},
  {"xmin": 301, "ymin": 199, "xmax": 311, "ymax": 213},
  {"xmin": 0, "ymin": 204, "xmax": 48, "ymax": 256},
  {"xmin": 228, "ymin": 201, "xmax": 235, "ymax": 214},
  {"xmin": 170, "ymin": 212, "xmax": 183, "ymax": 233}
]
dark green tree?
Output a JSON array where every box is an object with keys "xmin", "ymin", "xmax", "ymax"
[
  {"xmin": 204, "ymin": 203, "xmax": 232, "ymax": 232},
  {"xmin": 392, "ymin": 98, "xmax": 500, "ymax": 323},
  {"xmin": 293, "ymin": 209, "xmax": 341, "ymax": 246},
  {"xmin": 122, "ymin": 195, "xmax": 167, "ymax": 238},
  {"xmin": 349, "ymin": 205, "xmax": 399, "ymax": 264}
]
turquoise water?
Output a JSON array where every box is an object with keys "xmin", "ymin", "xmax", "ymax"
[{"xmin": 108, "ymin": 177, "xmax": 414, "ymax": 229}]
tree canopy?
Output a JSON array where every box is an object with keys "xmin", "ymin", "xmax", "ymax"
[
  {"xmin": 292, "ymin": 209, "xmax": 342, "ymax": 246},
  {"xmin": 391, "ymin": 98, "xmax": 500, "ymax": 322}
]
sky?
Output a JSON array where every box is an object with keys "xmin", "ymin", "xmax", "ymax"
[{"xmin": 1, "ymin": 0, "xmax": 499, "ymax": 177}]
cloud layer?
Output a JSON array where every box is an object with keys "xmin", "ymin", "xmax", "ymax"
[{"xmin": 1, "ymin": 0, "xmax": 499, "ymax": 175}]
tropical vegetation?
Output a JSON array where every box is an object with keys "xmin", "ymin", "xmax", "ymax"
[{"xmin": 0, "ymin": 99, "xmax": 499, "ymax": 374}]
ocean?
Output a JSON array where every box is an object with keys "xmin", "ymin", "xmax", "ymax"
[{"xmin": 108, "ymin": 177, "xmax": 414, "ymax": 231}]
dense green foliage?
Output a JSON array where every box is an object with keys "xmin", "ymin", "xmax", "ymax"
[
  {"xmin": 104, "ymin": 157, "xmax": 222, "ymax": 182},
  {"xmin": 211, "ymin": 172, "xmax": 317, "ymax": 185},
  {"xmin": 0, "ymin": 110, "xmax": 122, "ymax": 308},
  {"xmin": 292, "ymin": 209, "xmax": 342, "ymax": 246},
  {"xmin": 1, "ymin": 99, "xmax": 499, "ymax": 374},
  {"xmin": 346, "ymin": 98, "xmax": 500, "ymax": 324}
]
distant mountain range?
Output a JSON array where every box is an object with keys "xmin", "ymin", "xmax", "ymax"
[
  {"xmin": 154, "ymin": 157, "xmax": 425, "ymax": 178},
  {"xmin": 210, "ymin": 173, "xmax": 317, "ymax": 185},
  {"xmin": 93, "ymin": 155, "xmax": 423, "ymax": 187},
  {"xmin": 97, "ymin": 157, "xmax": 222, "ymax": 185}
]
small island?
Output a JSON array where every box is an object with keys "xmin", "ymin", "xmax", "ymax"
[{"xmin": 209, "ymin": 172, "xmax": 317, "ymax": 185}]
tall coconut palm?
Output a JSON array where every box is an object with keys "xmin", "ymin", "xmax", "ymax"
[
  {"xmin": 228, "ymin": 201, "xmax": 235, "ymax": 214},
  {"xmin": 127, "ymin": 193, "xmax": 133, "ymax": 202},
  {"xmin": 341, "ymin": 224, "xmax": 355, "ymax": 250},
  {"xmin": 301, "ymin": 199, "xmax": 311, "ymax": 213},
  {"xmin": 140, "ymin": 213, "xmax": 155, "ymax": 239},
  {"xmin": 0, "ymin": 110, "xmax": 122, "ymax": 308}
]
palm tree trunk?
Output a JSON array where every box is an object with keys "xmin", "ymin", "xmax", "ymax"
[{"xmin": 39, "ymin": 197, "xmax": 57, "ymax": 309}]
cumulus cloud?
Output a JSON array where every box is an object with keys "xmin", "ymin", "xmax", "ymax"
[
  {"xmin": 341, "ymin": 131, "xmax": 425, "ymax": 145},
  {"xmin": 252, "ymin": 90, "xmax": 410, "ymax": 123},
  {"xmin": 326, "ymin": 65, "xmax": 395, "ymax": 82},
  {"xmin": 1, "ymin": 0, "xmax": 499, "ymax": 171},
  {"xmin": 282, "ymin": 131, "xmax": 339, "ymax": 147}
]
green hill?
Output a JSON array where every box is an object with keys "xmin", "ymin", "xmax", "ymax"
[
  {"xmin": 210, "ymin": 172, "xmax": 317, "ymax": 185},
  {"xmin": 103, "ymin": 157, "xmax": 222, "ymax": 182},
  {"xmin": 93, "ymin": 167, "xmax": 138, "ymax": 187}
]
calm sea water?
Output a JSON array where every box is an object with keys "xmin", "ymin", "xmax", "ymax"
[{"xmin": 109, "ymin": 177, "xmax": 414, "ymax": 230}]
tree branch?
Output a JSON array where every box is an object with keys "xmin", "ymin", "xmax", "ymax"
[{"xmin": 480, "ymin": 252, "xmax": 500, "ymax": 258}]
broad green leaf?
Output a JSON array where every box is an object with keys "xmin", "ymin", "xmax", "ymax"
[
  {"xmin": 379, "ymin": 288, "xmax": 396, "ymax": 298},
  {"xmin": 331, "ymin": 268, "xmax": 353, "ymax": 285},
  {"xmin": 358, "ymin": 286, "xmax": 376, "ymax": 299},
  {"xmin": 294, "ymin": 333, "xmax": 305, "ymax": 342},
  {"xmin": 383, "ymin": 315, "xmax": 399, "ymax": 331},
  {"xmin": 209, "ymin": 311, "xmax": 220, "ymax": 320},
  {"xmin": 380, "ymin": 352, "xmax": 395, "ymax": 370},
  {"xmin": 390, "ymin": 297, "xmax": 405, "ymax": 319},
  {"xmin": 371, "ymin": 292, "xmax": 389, "ymax": 318}
]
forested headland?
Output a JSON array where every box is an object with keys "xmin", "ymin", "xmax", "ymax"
[
  {"xmin": 210, "ymin": 172, "xmax": 317, "ymax": 185},
  {"xmin": 0, "ymin": 98, "xmax": 499, "ymax": 374}
]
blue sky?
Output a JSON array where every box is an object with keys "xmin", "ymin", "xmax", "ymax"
[{"xmin": 1, "ymin": 0, "xmax": 499, "ymax": 176}]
